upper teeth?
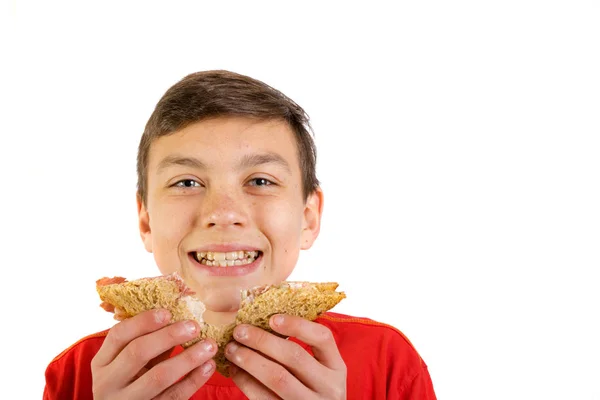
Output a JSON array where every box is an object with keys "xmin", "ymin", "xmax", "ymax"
[{"xmin": 196, "ymin": 251, "xmax": 259, "ymax": 267}]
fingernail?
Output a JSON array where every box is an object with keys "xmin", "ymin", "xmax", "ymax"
[
  {"xmin": 184, "ymin": 321, "xmax": 198, "ymax": 334},
  {"xmin": 234, "ymin": 326, "xmax": 248, "ymax": 340},
  {"xmin": 271, "ymin": 314, "xmax": 284, "ymax": 327},
  {"xmin": 155, "ymin": 309, "xmax": 170, "ymax": 323},
  {"xmin": 226, "ymin": 342, "xmax": 239, "ymax": 355},
  {"xmin": 202, "ymin": 340, "xmax": 214, "ymax": 352},
  {"xmin": 201, "ymin": 361, "xmax": 214, "ymax": 376}
]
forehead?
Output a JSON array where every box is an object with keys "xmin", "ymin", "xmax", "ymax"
[{"xmin": 147, "ymin": 117, "xmax": 301, "ymax": 170}]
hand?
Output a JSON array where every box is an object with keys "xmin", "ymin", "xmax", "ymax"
[
  {"xmin": 91, "ymin": 309, "xmax": 218, "ymax": 400},
  {"xmin": 225, "ymin": 314, "xmax": 347, "ymax": 399}
]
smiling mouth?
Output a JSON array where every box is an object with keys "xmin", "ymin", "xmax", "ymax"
[{"xmin": 191, "ymin": 250, "xmax": 262, "ymax": 267}]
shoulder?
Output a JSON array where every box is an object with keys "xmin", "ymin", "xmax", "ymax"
[
  {"xmin": 316, "ymin": 312, "xmax": 425, "ymax": 362},
  {"xmin": 317, "ymin": 311, "xmax": 412, "ymax": 337},
  {"xmin": 47, "ymin": 329, "xmax": 109, "ymax": 367},
  {"xmin": 315, "ymin": 312, "xmax": 437, "ymax": 398},
  {"xmin": 44, "ymin": 330, "xmax": 109, "ymax": 400}
]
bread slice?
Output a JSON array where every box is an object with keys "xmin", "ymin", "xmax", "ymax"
[
  {"xmin": 236, "ymin": 281, "xmax": 346, "ymax": 336},
  {"xmin": 96, "ymin": 273, "xmax": 207, "ymax": 348},
  {"xmin": 95, "ymin": 274, "xmax": 345, "ymax": 377}
]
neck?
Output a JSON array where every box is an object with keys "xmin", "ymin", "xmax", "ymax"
[{"xmin": 202, "ymin": 309, "xmax": 238, "ymax": 326}]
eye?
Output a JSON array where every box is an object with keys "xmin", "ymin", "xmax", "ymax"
[
  {"xmin": 173, "ymin": 179, "xmax": 202, "ymax": 188},
  {"xmin": 248, "ymin": 177, "xmax": 274, "ymax": 187}
]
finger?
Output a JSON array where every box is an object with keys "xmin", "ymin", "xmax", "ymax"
[
  {"xmin": 233, "ymin": 324, "xmax": 329, "ymax": 391},
  {"xmin": 146, "ymin": 348, "xmax": 174, "ymax": 370},
  {"xmin": 125, "ymin": 339, "xmax": 217, "ymax": 399},
  {"xmin": 270, "ymin": 315, "xmax": 346, "ymax": 371},
  {"xmin": 132, "ymin": 348, "xmax": 173, "ymax": 381},
  {"xmin": 92, "ymin": 309, "xmax": 172, "ymax": 368},
  {"xmin": 154, "ymin": 359, "xmax": 216, "ymax": 400},
  {"xmin": 107, "ymin": 319, "xmax": 203, "ymax": 385},
  {"xmin": 229, "ymin": 365, "xmax": 282, "ymax": 400},
  {"xmin": 225, "ymin": 341, "xmax": 314, "ymax": 400}
]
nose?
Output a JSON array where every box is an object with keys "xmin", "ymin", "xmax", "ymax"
[{"xmin": 199, "ymin": 187, "xmax": 248, "ymax": 229}]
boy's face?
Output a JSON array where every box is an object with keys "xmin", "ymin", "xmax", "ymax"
[{"xmin": 137, "ymin": 117, "xmax": 323, "ymax": 314}]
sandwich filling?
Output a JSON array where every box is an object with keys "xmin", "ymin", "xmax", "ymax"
[
  {"xmin": 193, "ymin": 250, "xmax": 261, "ymax": 267},
  {"xmin": 182, "ymin": 296, "xmax": 207, "ymax": 323}
]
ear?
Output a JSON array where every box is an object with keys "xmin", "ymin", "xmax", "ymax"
[
  {"xmin": 137, "ymin": 193, "xmax": 153, "ymax": 253},
  {"xmin": 300, "ymin": 187, "xmax": 324, "ymax": 250}
]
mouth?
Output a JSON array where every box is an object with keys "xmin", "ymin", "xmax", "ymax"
[{"xmin": 191, "ymin": 250, "xmax": 263, "ymax": 267}]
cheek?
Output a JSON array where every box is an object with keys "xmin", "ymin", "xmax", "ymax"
[
  {"xmin": 256, "ymin": 199, "xmax": 304, "ymax": 246},
  {"xmin": 260, "ymin": 203, "xmax": 302, "ymax": 241},
  {"xmin": 149, "ymin": 203, "xmax": 196, "ymax": 265}
]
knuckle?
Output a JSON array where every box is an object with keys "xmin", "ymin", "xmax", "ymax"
[
  {"xmin": 90, "ymin": 377, "xmax": 104, "ymax": 397},
  {"xmin": 325, "ymin": 371, "xmax": 347, "ymax": 400},
  {"xmin": 145, "ymin": 366, "xmax": 170, "ymax": 391},
  {"xmin": 186, "ymin": 368, "xmax": 206, "ymax": 387},
  {"xmin": 253, "ymin": 329, "xmax": 268, "ymax": 348},
  {"xmin": 90, "ymin": 354, "xmax": 99, "ymax": 369},
  {"xmin": 158, "ymin": 384, "xmax": 186, "ymax": 400},
  {"xmin": 186, "ymin": 366, "xmax": 211, "ymax": 390},
  {"xmin": 91, "ymin": 384, "xmax": 109, "ymax": 399},
  {"xmin": 253, "ymin": 395, "xmax": 276, "ymax": 400},
  {"xmin": 167, "ymin": 321, "xmax": 187, "ymax": 341},
  {"xmin": 330, "ymin": 385, "xmax": 346, "ymax": 400},
  {"xmin": 316, "ymin": 326, "xmax": 334, "ymax": 344},
  {"xmin": 289, "ymin": 345, "xmax": 306, "ymax": 365},
  {"xmin": 124, "ymin": 340, "xmax": 146, "ymax": 361},
  {"xmin": 267, "ymin": 366, "xmax": 290, "ymax": 391},
  {"xmin": 231, "ymin": 348, "xmax": 245, "ymax": 364},
  {"xmin": 91, "ymin": 371, "xmax": 114, "ymax": 399},
  {"xmin": 183, "ymin": 346, "xmax": 208, "ymax": 366},
  {"xmin": 106, "ymin": 326, "xmax": 124, "ymax": 347},
  {"xmin": 165, "ymin": 325, "xmax": 180, "ymax": 342},
  {"xmin": 157, "ymin": 365, "xmax": 209, "ymax": 400}
]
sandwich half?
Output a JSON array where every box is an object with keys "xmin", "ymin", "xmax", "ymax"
[
  {"xmin": 96, "ymin": 273, "xmax": 208, "ymax": 348},
  {"xmin": 236, "ymin": 281, "xmax": 346, "ymax": 336},
  {"xmin": 96, "ymin": 273, "xmax": 345, "ymax": 377}
]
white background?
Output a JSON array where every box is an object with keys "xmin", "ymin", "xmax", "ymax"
[{"xmin": 1, "ymin": 1, "xmax": 599, "ymax": 399}]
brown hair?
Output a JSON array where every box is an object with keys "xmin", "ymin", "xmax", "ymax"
[{"xmin": 136, "ymin": 70, "xmax": 319, "ymax": 206}]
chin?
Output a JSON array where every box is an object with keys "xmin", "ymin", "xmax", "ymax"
[{"xmin": 200, "ymin": 288, "xmax": 242, "ymax": 313}]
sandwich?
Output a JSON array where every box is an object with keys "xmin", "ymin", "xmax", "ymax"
[{"xmin": 96, "ymin": 273, "xmax": 345, "ymax": 377}]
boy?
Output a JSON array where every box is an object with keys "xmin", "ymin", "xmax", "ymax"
[{"xmin": 43, "ymin": 70, "xmax": 436, "ymax": 399}]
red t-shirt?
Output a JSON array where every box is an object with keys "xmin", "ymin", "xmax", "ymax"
[{"xmin": 44, "ymin": 312, "xmax": 436, "ymax": 399}]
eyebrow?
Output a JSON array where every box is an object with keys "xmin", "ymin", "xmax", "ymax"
[
  {"xmin": 156, "ymin": 152, "xmax": 292, "ymax": 174},
  {"xmin": 238, "ymin": 152, "xmax": 292, "ymax": 174},
  {"xmin": 157, "ymin": 155, "xmax": 207, "ymax": 172}
]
